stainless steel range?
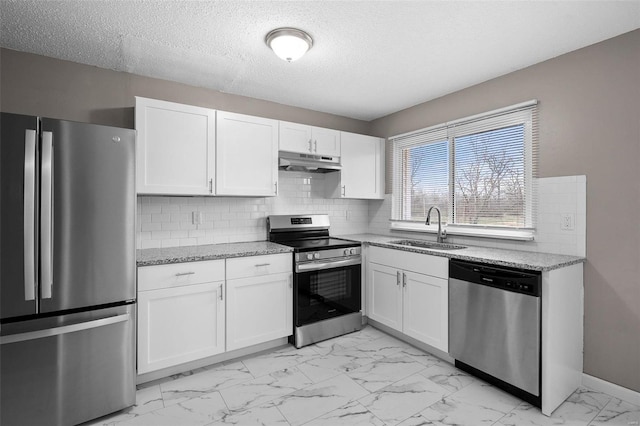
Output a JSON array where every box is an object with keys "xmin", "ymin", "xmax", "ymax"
[{"xmin": 267, "ymin": 214, "xmax": 362, "ymax": 348}]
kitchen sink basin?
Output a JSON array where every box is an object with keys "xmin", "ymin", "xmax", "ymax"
[{"xmin": 388, "ymin": 239, "xmax": 467, "ymax": 250}]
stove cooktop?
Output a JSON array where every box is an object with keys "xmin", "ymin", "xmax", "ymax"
[{"xmin": 277, "ymin": 237, "xmax": 359, "ymax": 251}]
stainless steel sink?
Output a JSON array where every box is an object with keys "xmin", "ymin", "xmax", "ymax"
[{"xmin": 388, "ymin": 239, "xmax": 467, "ymax": 250}]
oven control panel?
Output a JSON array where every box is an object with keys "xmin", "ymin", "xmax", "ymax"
[{"xmin": 295, "ymin": 246, "xmax": 361, "ymax": 263}]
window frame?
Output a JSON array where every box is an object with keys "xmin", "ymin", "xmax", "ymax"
[{"xmin": 390, "ymin": 101, "xmax": 537, "ymax": 241}]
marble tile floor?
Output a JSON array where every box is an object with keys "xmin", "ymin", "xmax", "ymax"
[{"xmin": 86, "ymin": 326, "xmax": 640, "ymax": 426}]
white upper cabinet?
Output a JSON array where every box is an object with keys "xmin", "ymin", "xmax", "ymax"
[
  {"xmin": 135, "ymin": 97, "xmax": 215, "ymax": 195},
  {"xmin": 327, "ymin": 132, "xmax": 385, "ymax": 199},
  {"xmin": 279, "ymin": 121, "xmax": 341, "ymax": 157},
  {"xmin": 216, "ymin": 111, "xmax": 279, "ymax": 196}
]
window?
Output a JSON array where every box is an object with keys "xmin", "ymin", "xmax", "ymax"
[{"xmin": 390, "ymin": 101, "xmax": 537, "ymax": 239}]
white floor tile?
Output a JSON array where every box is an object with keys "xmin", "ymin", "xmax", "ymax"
[
  {"xmin": 83, "ymin": 327, "xmax": 636, "ymax": 426},
  {"xmin": 272, "ymin": 374, "xmax": 369, "ymax": 426},
  {"xmin": 358, "ymin": 373, "xmax": 449, "ymax": 426}
]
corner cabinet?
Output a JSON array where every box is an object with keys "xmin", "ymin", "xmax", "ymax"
[
  {"xmin": 225, "ymin": 254, "xmax": 293, "ymax": 351},
  {"xmin": 216, "ymin": 111, "xmax": 279, "ymax": 196},
  {"xmin": 135, "ymin": 97, "xmax": 215, "ymax": 195},
  {"xmin": 327, "ymin": 132, "xmax": 384, "ymax": 199},
  {"xmin": 367, "ymin": 246, "xmax": 449, "ymax": 352},
  {"xmin": 137, "ymin": 260, "xmax": 226, "ymax": 374},
  {"xmin": 279, "ymin": 121, "xmax": 341, "ymax": 157}
]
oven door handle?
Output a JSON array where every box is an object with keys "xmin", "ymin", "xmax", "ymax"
[{"xmin": 296, "ymin": 257, "xmax": 361, "ymax": 273}]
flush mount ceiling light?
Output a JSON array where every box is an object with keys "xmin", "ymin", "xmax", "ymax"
[{"xmin": 265, "ymin": 27, "xmax": 313, "ymax": 62}]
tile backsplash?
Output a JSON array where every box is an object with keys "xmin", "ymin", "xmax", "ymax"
[
  {"xmin": 137, "ymin": 173, "xmax": 586, "ymax": 258},
  {"xmin": 367, "ymin": 175, "xmax": 587, "ymax": 257},
  {"xmin": 136, "ymin": 171, "xmax": 370, "ymax": 249}
]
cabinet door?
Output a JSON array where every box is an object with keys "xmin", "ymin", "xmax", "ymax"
[
  {"xmin": 367, "ymin": 262, "xmax": 402, "ymax": 331},
  {"xmin": 138, "ymin": 282, "xmax": 225, "ymax": 374},
  {"xmin": 216, "ymin": 111, "xmax": 278, "ymax": 196},
  {"xmin": 226, "ymin": 272, "xmax": 293, "ymax": 351},
  {"xmin": 135, "ymin": 97, "xmax": 215, "ymax": 195},
  {"xmin": 338, "ymin": 132, "xmax": 384, "ymax": 199},
  {"xmin": 402, "ymin": 271, "xmax": 449, "ymax": 352},
  {"xmin": 312, "ymin": 127, "xmax": 341, "ymax": 157},
  {"xmin": 279, "ymin": 121, "xmax": 313, "ymax": 154}
]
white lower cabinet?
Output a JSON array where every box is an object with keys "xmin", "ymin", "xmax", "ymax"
[
  {"xmin": 137, "ymin": 260, "xmax": 226, "ymax": 374},
  {"xmin": 137, "ymin": 254, "xmax": 293, "ymax": 375},
  {"xmin": 367, "ymin": 246, "xmax": 449, "ymax": 352},
  {"xmin": 226, "ymin": 254, "xmax": 293, "ymax": 351}
]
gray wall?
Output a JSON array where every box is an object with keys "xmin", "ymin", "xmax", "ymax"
[
  {"xmin": 0, "ymin": 48, "xmax": 371, "ymax": 134},
  {"xmin": 371, "ymin": 29, "xmax": 640, "ymax": 393}
]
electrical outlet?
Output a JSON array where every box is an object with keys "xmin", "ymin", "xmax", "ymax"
[
  {"xmin": 192, "ymin": 211, "xmax": 203, "ymax": 225},
  {"xmin": 561, "ymin": 213, "xmax": 575, "ymax": 231}
]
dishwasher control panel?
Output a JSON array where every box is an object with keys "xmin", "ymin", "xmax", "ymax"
[{"xmin": 449, "ymin": 260, "xmax": 541, "ymax": 297}]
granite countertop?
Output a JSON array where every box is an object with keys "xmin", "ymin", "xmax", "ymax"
[
  {"xmin": 335, "ymin": 233, "xmax": 585, "ymax": 272},
  {"xmin": 137, "ymin": 241, "xmax": 293, "ymax": 267}
]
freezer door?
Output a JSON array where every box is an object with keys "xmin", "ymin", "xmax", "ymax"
[
  {"xmin": 1, "ymin": 113, "xmax": 39, "ymax": 319},
  {"xmin": 0, "ymin": 304, "xmax": 136, "ymax": 426},
  {"xmin": 39, "ymin": 119, "xmax": 136, "ymax": 312}
]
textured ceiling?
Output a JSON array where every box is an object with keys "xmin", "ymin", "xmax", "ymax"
[{"xmin": 1, "ymin": 1, "xmax": 639, "ymax": 121}]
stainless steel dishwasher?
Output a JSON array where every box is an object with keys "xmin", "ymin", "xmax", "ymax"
[{"xmin": 449, "ymin": 260, "xmax": 542, "ymax": 407}]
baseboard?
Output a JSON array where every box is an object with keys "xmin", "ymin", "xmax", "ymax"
[
  {"xmin": 366, "ymin": 317, "xmax": 454, "ymax": 364},
  {"xmin": 136, "ymin": 338, "xmax": 288, "ymax": 385},
  {"xmin": 583, "ymin": 373, "xmax": 640, "ymax": 406}
]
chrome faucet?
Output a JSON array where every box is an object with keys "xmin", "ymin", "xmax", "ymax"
[{"xmin": 425, "ymin": 206, "xmax": 447, "ymax": 243}]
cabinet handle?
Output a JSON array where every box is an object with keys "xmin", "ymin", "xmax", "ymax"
[
  {"xmin": 254, "ymin": 263, "xmax": 270, "ymax": 267},
  {"xmin": 342, "ymin": 185, "xmax": 346, "ymax": 197},
  {"xmin": 308, "ymin": 139, "xmax": 313, "ymax": 152},
  {"xmin": 396, "ymin": 271, "xmax": 401, "ymax": 286},
  {"xmin": 175, "ymin": 272, "xmax": 195, "ymax": 277},
  {"xmin": 219, "ymin": 284, "xmax": 223, "ymax": 301},
  {"xmin": 209, "ymin": 178, "xmax": 213, "ymax": 193},
  {"xmin": 314, "ymin": 140, "xmax": 317, "ymax": 152},
  {"xmin": 275, "ymin": 181, "xmax": 278, "ymax": 195},
  {"xmin": 289, "ymin": 275, "xmax": 293, "ymax": 288},
  {"xmin": 403, "ymin": 272, "xmax": 407, "ymax": 288}
]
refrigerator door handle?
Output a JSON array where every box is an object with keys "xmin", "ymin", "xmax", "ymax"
[
  {"xmin": 23, "ymin": 129, "xmax": 37, "ymax": 301},
  {"xmin": 0, "ymin": 313, "xmax": 130, "ymax": 345},
  {"xmin": 41, "ymin": 131, "xmax": 53, "ymax": 299}
]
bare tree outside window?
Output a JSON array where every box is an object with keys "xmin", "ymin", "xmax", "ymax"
[
  {"xmin": 454, "ymin": 125, "xmax": 525, "ymax": 227},
  {"xmin": 401, "ymin": 124, "xmax": 526, "ymax": 227}
]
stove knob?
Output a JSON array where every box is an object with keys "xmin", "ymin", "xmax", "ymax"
[
  {"xmin": 350, "ymin": 248, "xmax": 357, "ymax": 255},
  {"xmin": 306, "ymin": 253, "xmax": 313, "ymax": 261},
  {"xmin": 344, "ymin": 249, "xmax": 350, "ymax": 256},
  {"xmin": 313, "ymin": 252, "xmax": 320, "ymax": 259}
]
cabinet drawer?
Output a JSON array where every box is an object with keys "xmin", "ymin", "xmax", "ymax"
[
  {"xmin": 138, "ymin": 260, "xmax": 225, "ymax": 291},
  {"xmin": 369, "ymin": 246, "xmax": 448, "ymax": 279},
  {"xmin": 226, "ymin": 253, "xmax": 291, "ymax": 280}
]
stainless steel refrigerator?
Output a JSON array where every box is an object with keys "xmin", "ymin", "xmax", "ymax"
[{"xmin": 0, "ymin": 113, "xmax": 137, "ymax": 426}]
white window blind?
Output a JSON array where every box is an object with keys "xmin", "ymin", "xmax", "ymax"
[{"xmin": 390, "ymin": 101, "xmax": 538, "ymax": 238}]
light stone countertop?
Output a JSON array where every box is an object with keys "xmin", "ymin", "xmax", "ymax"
[
  {"xmin": 137, "ymin": 241, "xmax": 293, "ymax": 267},
  {"xmin": 335, "ymin": 233, "xmax": 585, "ymax": 271}
]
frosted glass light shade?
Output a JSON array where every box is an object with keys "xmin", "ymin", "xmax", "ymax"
[{"xmin": 266, "ymin": 28, "xmax": 313, "ymax": 62}]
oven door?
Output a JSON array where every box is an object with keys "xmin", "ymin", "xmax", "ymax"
[{"xmin": 294, "ymin": 261, "xmax": 361, "ymax": 327}]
